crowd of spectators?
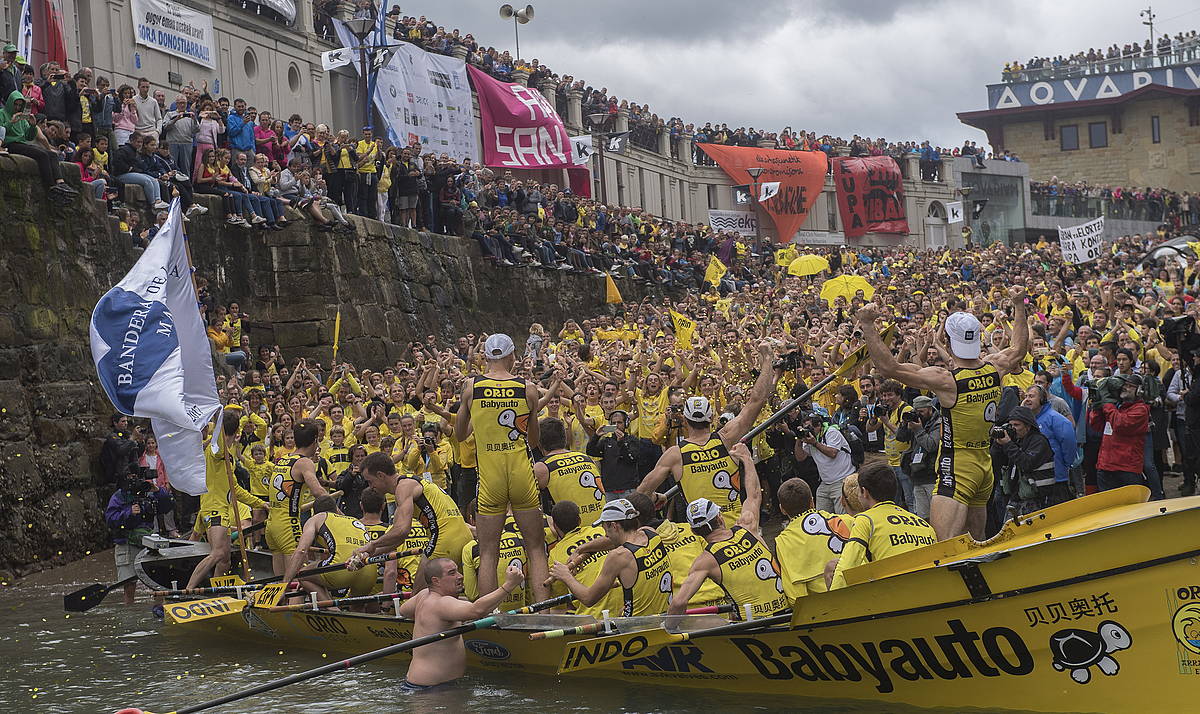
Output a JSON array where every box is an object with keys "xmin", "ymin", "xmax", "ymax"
[
  {"xmin": 1002, "ymin": 30, "xmax": 1200, "ymax": 82},
  {"xmin": 1030, "ymin": 179, "xmax": 1200, "ymax": 227}
]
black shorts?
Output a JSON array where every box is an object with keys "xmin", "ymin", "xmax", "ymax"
[{"xmin": 400, "ymin": 678, "xmax": 453, "ymax": 692}]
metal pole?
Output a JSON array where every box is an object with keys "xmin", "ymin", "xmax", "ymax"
[
  {"xmin": 359, "ymin": 44, "xmax": 371, "ymax": 130},
  {"xmin": 595, "ymin": 134, "xmax": 606, "ymax": 205},
  {"xmin": 514, "ymin": 20, "xmax": 521, "ymax": 62}
]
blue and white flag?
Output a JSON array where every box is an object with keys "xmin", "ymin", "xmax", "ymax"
[
  {"xmin": 16, "ymin": 0, "xmax": 32, "ymax": 62},
  {"xmin": 89, "ymin": 200, "xmax": 220, "ymax": 494}
]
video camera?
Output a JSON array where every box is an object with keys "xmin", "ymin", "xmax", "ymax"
[
  {"xmin": 1087, "ymin": 376, "xmax": 1127, "ymax": 408},
  {"xmin": 123, "ymin": 465, "xmax": 166, "ymax": 518},
  {"xmin": 773, "ymin": 350, "xmax": 804, "ymax": 372},
  {"xmin": 1162, "ymin": 315, "xmax": 1200, "ymax": 375}
]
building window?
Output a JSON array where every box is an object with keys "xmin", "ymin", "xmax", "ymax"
[
  {"xmin": 244, "ymin": 48, "xmax": 258, "ymax": 81},
  {"xmin": 1060, "ymin": 125, "xmax": 1079, "ymax": 151},
  {"xmin": 1088, "ymin": 122, "xmax": 1107, "ymax": 148},
  {"xmin": 288, "ymin": 63, "xmax": 302, "ymax": 94},
  {"xmin": 1151, "ymin": 115, "xmax": 1161, "ymax": 144}
]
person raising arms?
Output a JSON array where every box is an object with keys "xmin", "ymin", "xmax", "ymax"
[{"xmin": 854, "ymin": 286, "xmax": 1029, "ymax": 540}]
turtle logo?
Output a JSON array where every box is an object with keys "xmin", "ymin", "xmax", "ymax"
[
  {"xmin": 579, "ymin": 470, "xmax": 603, "ymax": 501},
  {"xmin": 712, "ymin": 470, "xmax": 740, "ymax": 501},
  {"xmin": 801, "ymin": 512, "xmax": 852, "ymax": 554},
  {"xmin": 1171, "ymin": 602, "xmax": 1200, "ymax": 655},
  {"xmin": 754, "ymin": 557, "xmax": 783, "ymax": 594},
  {"xmin": 497, "ymin": 409, "xmax": 528, "ymax": 440},
  {"xmin": 1049, "ymin": 620, "xmax": 1131, "ymax": 684}
]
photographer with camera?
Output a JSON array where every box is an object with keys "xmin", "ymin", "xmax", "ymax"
[
  {"xmin": 792, "ymin": 411, "xmax": 857, "ymax": 514},
  {"xmin": 402, "ymin": 422, "xmax": 451, "ymax": 491},
  {"xmin": 1088, "ymin": 373, "xmax": 1150, "ymax": 492},
  {"xmin": 896, "ymin": 396, "xmax": 940, "ymax": 520},
  {"xmin": 991, "ymin": 406, "xmax": 1059, "ymax": 517},
  {"xmin": 586, "ymin": 409, "xmax": 652, "ymax": 501},
  {"xmin": 105, "ymin": 460, "xmax": 174, "ymax": 604}
]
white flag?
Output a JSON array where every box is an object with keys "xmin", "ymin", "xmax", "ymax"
[
  {"xmin": 16, "ymin": 0, "xmax": 33, "ymax": 61},
  {"xmin": 946, "ymin": 200, "xmax": 963, "ymax": 224},
  {"xmin": 322, "ymin": 47, "xmax": 354, "ymax": 71},
  {"xmin": 569, "ymin": 135, "xmax": 593, "ymax": 165},
  {"xmin": 1058, "ymin": 216, "xmax": 1105, "ymax": 265},
  {"xmin": 759, "ymin": 181, "xmax": 781, "ymax": 202},
  {"xmin": 89, "ymin": 200, "xmax": 220, "ymax": 495}
]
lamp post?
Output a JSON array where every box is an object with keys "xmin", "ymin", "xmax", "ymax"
[
  {"xmin": 746, "ymin": 166, "xmax": 764, "ymax": 239},
  {"xmin": 345, "ymin": 17, "xmax": 376, "ymax": 131},
  {"xmin": 957, "ymin": 186, "xmax": 974, "ymax": 248},
  {"xmin": 499, "ymin": 4, "xmax": 535, "ymax": 62},
  {"xmin": 587, "ymin": 111, "xmax": 611, "ymax": 205}
]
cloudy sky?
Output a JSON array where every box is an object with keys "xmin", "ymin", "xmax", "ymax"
[{"xmin": 405, "ymin": 0, "xmax": 1200, "ymax": 148}]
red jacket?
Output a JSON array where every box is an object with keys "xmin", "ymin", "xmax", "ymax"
[{"xmin": 1088, "ymin": 401, "xmax": 1149, "ymax": 473}]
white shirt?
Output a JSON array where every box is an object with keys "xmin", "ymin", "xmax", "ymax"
[{"xmin": 803, "ymin": 426, "xmax": 856, "ymax": 484}]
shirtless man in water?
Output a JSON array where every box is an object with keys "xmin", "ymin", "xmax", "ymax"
[{"xmin": 397, "ymin": 558, "xmax": 524, "ymax": 689}]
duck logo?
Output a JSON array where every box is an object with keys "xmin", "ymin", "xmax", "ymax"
[
  {"xmin": 1172, "ymin": 602, "xmax": 1200, "ymax": 655},
  {"xmin": 754, "ymin": 557, "xmax": 783, "ymax": 593},
  {"xmin": 712, "ymin": 470, "xmax": 741, "ymax": 501},
  {"xmin": 658, "ymin": 571, "xmax": 673, "ymax": 594},
  {"xmin": 1049, "ymin": 620, "xmax": 1131, "ymax": 684},
  {"xmin": 579, "ymin": 470, "xmax": 604, "ymax": 501},
  {"xmin": 497, "ymin": 408, "xmax": 528, "ymax": 440},
  {"xmin": 801, "ymin": 512, "xmax": 852, "ymax": 554}
]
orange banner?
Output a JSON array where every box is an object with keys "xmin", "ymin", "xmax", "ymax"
[{"xmin": 697, "ymin": 144, "xmax": 827, "ymax": 244}]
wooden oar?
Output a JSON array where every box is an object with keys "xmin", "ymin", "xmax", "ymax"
[
  {"xmin": 152, "ymin": 548, "xmax": 421, "ymax": 598},
  {"xmin": 529, "ymin": 603, "xmax": 735, "ymax": 640},
  {"xmin": 556, "ymin": 610, "xmax": 792, "ymax": 673},
  {"xmin": 144, "ymin": 592, "xmax": 575, "ymax": 714},
  {"xmin": 268, "ymin": 590, "xmax": 414, "ymax": 612},
  {"xmin": 63, "ymin": 576, "xmax": 138, "ymax": 613}
]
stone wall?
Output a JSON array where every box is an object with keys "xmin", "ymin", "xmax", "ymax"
[{"xmin": 0, "ymin": 158, "xmax": 646, "ymax": 579}]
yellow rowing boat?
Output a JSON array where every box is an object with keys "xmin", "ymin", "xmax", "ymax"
[{"xmin": 162, "ymin": 487, "xmax": 1200, "ymax": 712}]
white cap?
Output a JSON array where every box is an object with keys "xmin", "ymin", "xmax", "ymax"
[
  {"xmin": 483, "ymin": 333, "xmax": 515, "ymax": 359},
  {"xmin": 685, "ymin": 498, "xmax": 722, "ymax": 528},
  {"xmin": 944, "ymin": 312, "xmax": 982, "ymax": 360},
  {"xmin": 683, "ymin": 396, "xmax": 714, "ymax": 422},
  {"xmin": 593, "ymin": 498, "xmax": 639, "ymax": 526}
]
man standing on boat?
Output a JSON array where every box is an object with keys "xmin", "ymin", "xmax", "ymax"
[
  {"xmin": 454, "ymin": 334, "xmax": 550, "ymax": 601},
  {"xmin": 856, "ymin": 287, "xmax": 1029, "ymax": 540},
  {"xmin": 265, "ymin": 419, "xmax": 328, "ymax": 575},
  {"xmin": 636, "ymin": 341, "xmax": 779, "ymax": 527},
  {"xmin": 666, "ymin": 443, "xmax": 789, "ymax": 619},
  {"xmin": 397, "ymin": 558, "xmax": 524, "ymax": 690}
]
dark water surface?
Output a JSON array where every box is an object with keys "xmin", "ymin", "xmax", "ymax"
[{"xmin": 0, "ymin": 552, "xmax": 999, "ymax": 714}]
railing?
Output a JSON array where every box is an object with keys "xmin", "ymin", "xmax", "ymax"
[
  {"xmin": 1002, "ymin": 43, "xmax": 1200, "ymax": 83},
  {"xmin": 629, "ymin": 124, "xmax": 660, "ymax": 153},
  {"xmin": 1030, "ymin": 193, "xmax": 1167, "ymax": 222}
]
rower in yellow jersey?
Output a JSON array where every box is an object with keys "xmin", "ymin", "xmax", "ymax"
[
  {"xmin": 856, "ymin": 287, "xmax": 1028, "ymax": 540},
  {"xmin": 454, "ymin": 334, "xmax": 549, "ymax": 601},
  {"xmin": 668, "ymin": 443, "xmax": 788, "ymax": 619},
  {"xmin": 186, "ymin": 409, "xmax": 267, "ymax": 589},
  {"xmin": 279, "ymin": 496, "xmax": 378, "ymax": 606},
  {"xmin": 359, "ymin": 488, "xmax": 428, "ymax": 594},
  {"xmin": 533, "ymin": 417, "xmax": 605, "ymax": 525},
  {"xmin": 462, "ymin": 515, "xmax": 530, "ymax": 611},
  {"xmin": 545, "ymin": 501, "xmax": 620, "ymax": 616},
  {"xmin": 549, "ymin": 498, "xmax": 673, "ymax": 617},
  {"xmin": 638, "ymin": 341, "xmax": 779, "ymax": 527},
  {"xmin": 264, "ymin": 419, "xmax": 329, "ymax": 574}
]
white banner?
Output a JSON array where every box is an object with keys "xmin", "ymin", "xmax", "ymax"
[
  {"xmin": 794, "ymin": 230, "xmax": 847, "ymax": 246},
  {"xmin": 16, "ymin": 0, "xmax": 32, "ymax": 62},
  {"xmin": 130, "ymin": 0, "xmax": 216, "ymax": 69},
  {"xmin": 335, "ymin": 22, "xmax": 478, "ymax": 160},
  {"xmin": 708, "ymin": 209, "xmax": 758, "ymax": 237},
  {"xmin": 321, "ymin": 47, "xmax": 353, "ymax": 71},
  {"xmin": 1058, "ymin": 216, "xmax": 1105, "ymax": 265},
  {"xmin": 946, "ymin": 200, "xmax": 963, "ymax": 224},
  {"xmin": 569, "ymin": 134, "xmax": 593, "ymax": 165},
  {"xmin": 758, "ymin": 181, "xmax": 781, "ymax": 202}
]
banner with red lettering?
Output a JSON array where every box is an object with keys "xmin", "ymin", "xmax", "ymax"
[
  {"xmin": 467, "ymin": 65, "xmax": 590, "ymax": 196},
  {"xmin": 696, "ymin": 144, "xmax": 826, "ymax": 244},
  {"xmin": 832, "ymin": 156, "xmax": 909, "ymax": 238}
]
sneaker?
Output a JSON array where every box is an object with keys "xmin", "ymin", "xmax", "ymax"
[
  {"xmin": 183, "ymin": 214, "xmax": 191, "ymax": 223},
  {"xmin": 250, "ymin": 214, "xmax": 267, "ymax": 225},
  {"xmin": 501, "ymin": 259, "xmax": 515, "ymax": 266},
  {"xmin": 235, "ymin": 217, "xmax": 251, "ymax": 227},
  {"xmin": 276, "ymin": 218, "xmax": 290, "ymax": 227},
  {"xmin": 557, "ymin": 263, "xmax": 571, "ymax": 271},
  {"xmin": 153, "ymin": 200, "xmax": 170, "ymax": 210},
  {"xmin": 270, "ymin": 223, "xmax": 284, "ymax": 231}
]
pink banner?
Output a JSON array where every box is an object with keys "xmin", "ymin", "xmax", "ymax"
[{"xmin": 468, "ymin": 64, "xmax": 575, "ymax": 171}]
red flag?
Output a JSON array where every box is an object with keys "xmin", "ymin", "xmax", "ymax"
[
  {"xmin": 44, "ymin": 0, "xmax": 68, "ymax": 68},
  {"xmin": 697, "ymin": 144, "xmax": 826, "ymax": 243},
  {"xmin": 832, "ymin": 156, "xmax": 909, "ymax": 238}
]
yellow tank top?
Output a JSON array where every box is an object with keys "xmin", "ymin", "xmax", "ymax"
[
  {"xmin": 267, "ymin": 454, "xmax": 310, "ymax": 519},
  {"xmin": 655, "ymin": 520, "xmax": 727, "ymax": 606},
  {"xmin": 705, "ymin": 526, "xmax": 789, "ymax": 619},
  {"xmin": 620, "ymin": 527, "xmax": 672, "ymax": 617},
  {"xmin": 679, "ymin": 435, "xmax": 742, "ymax": 527},
  {"xmin": 463, "ymin": 519, "xmax": 528, "ymax": 609},
  {"xmin": 944, "ymin": 364, "xmax": 1002, "ymax": 450},
  {"xmin": 547, "ymin": 525, "xmax": 620, "ymax": 616},
  {"xmin": 402, "ymin": 475, "xmax": 471, "ymax": 558},
  {"xmin": 543, "ymin": 451, "xmax": 605, "ymax": 524},
  {"xmin": 315, "ymin": 513, "xmax": 372, "ymax": 566},
  {"xmin": 471, "ymin": 377, "xmax": 531, "ymax": 461},
  {"xmin": 366, "ymin": 521, "xmax": 428, "ymax": 589}
]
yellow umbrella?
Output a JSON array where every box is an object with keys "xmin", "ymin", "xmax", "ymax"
[
  {"xmin": 787, "ymin": 254, "xmax": 830, "ymax": 278},
  {"xmin": 820, "ymin": 275, "xmax": 875, "ymax": 304}
]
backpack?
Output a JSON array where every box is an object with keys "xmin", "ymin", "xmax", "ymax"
[{"xmin": 825, "ymin": 424, "xmax": 865, "ymax": 467}]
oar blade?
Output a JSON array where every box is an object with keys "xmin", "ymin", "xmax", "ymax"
[
  {"xmin": 556, "ymin": 628, "xmax": 683, "ymax": 674},
  {"xmin": 63, "ymin": 583, "xmax": 112, "ymax": 612}
]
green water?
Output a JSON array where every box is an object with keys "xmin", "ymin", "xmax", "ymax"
[{"xmin": 0, "ymin": 552, "xmax": 976, "ymax": 714}]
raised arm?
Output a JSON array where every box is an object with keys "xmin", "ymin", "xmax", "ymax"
[
  {"xmin": 854, "ymin": 305, "xmax": 956, "ymax": 405},
  {"xmin": 731, "ymin": 443, "xmax": 762, "ymax": 534},
  {"xmin": 987, "ymin": 286, "xmax": 1030, "ymax": 377},
  {"xmin": 719, "ymin": 341, "xmax": 778, "ymax": 443}
]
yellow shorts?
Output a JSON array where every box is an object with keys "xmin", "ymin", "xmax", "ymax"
[
  {"xmin": 198, "ymin": 509, "xmax": 226, "ymax": 531},
  {"xmin": 476, "ymin": 455, "xmax": 540, "ymax": 516},
  {"xmin": 428, "ymin": 528, "xmax": 471, "ymax": 566},
  {"xmin": 936, "ymin": 447, "xmax": 994, "ymax": 509},
  {"xmin": 264, "ymin": 514, "xmax": 302, "ymax": 555},
  {"xmin": 319, "ymin": 565, "xmax": 378, "ymax": 597}
]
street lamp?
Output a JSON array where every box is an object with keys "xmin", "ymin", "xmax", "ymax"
[
  {"xmin": 499, "ymin": 4, "xmax": 534, "ymax": 62},
  {"xmin": 745, "ymin": 166, "xmax": 764, "ymax": 238},
  {"xmin": 957, "ymin": 186, "xmax": 974, "ymax": 247},
  {"xmin": 588, "ymin": 111, "xmax": 611, "ymax": 205},
  {"xmin": 345, "ymin": 17, "xmax": 376, "ymax": 131}
]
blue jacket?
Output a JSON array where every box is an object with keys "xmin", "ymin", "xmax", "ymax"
[
  {"xmin": 225, "ymin": 111, "xmax": 256, "ymax": 152},
  {"xmin": 1035, "ymin": 401, "xmax": 1076, "ymax": 483}
]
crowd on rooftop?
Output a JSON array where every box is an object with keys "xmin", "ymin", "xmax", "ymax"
[{"xmin": 1002, "ymin": 30, "xmax": 1200, "ymax": 82}]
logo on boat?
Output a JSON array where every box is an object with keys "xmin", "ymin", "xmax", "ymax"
[
  {"xmin": 1171, "ymin": 602, "xmax": 1200, "ymax": 656},
  {"xmin": 466, "ymin": 639, "xmax": 511, "ymax": 660},
  {"xmin": 1048, "ymin": 620, "xmax": 1131, "ymax": 684}
]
